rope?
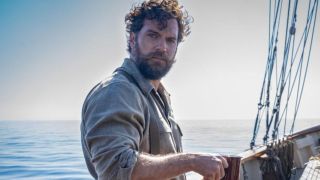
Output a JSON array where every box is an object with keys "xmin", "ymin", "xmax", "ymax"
[
  {"xmin": 272, "ymin": 0, "xmax": 318, "ymax": 138},
  {"xmin": 271, "ymin": 0, "xmax": 299, "ymax": 139},
  {"xmin": 291, "ymin": 0, "xmax": 319, "ymax": 133},
  {"xmin": 263, "ymin": 0, "xmax": 283, "ymax": 144},
  {"xmin": 259, "ymin": 140, "xmax": 294, "ymax": 180},
  {"xmin": 241, "ymin": 164, "xmax": 249, "ymax": 180},
  {"xmin": 272, "ymin": 0, "xmax": 318, "ymax": 134},
  {"xmin": 272, "ymin": 0, "xmax": 298, "ymax": 139},
  {"xmin": 251, "ymin": 0, "xmax": 283, "ymax": 148},
  {"xmin": 250, "ymin": 0, "xmax": 319, "ymax": 148}
]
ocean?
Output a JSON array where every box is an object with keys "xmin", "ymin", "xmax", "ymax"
[{"xmin": 0, "ymin": 119, "xmax": 318, "ymax": 179}]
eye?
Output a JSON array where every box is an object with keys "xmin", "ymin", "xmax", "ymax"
[
  {"xmin": 167, "ymin": 38, "xmax": 177, "ymax": 44},
  {"xmin": 148, "ymin": 33, "xmax": 159, "ymax": 39}
]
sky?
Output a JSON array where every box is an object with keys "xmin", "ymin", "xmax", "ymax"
[{"xmin": 0, "ymin": 0, "xmax": 319, "ymax": 121}]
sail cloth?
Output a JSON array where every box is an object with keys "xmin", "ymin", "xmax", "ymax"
[{"xmin": 250, "ymin": 0, "xmax": 319, "ymax": 149}]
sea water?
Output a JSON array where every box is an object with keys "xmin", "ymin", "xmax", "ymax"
[{"xmin": 0, "ymin": 119, "xmax": 318, "ymax": 179}]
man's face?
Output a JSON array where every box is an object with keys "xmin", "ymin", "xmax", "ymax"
[{"xmin": 130, "ymin": 19, "xmax": 179, "ymax": 80}]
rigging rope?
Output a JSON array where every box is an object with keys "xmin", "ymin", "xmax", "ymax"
[
  {"xmin": 274, "ymin": 0, "xmax": 318, "ymax": 135},
  {"xmin": 250, "ymin": 0, "xmax": 319, "ymax": 149}
]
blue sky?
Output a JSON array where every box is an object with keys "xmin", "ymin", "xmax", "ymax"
[{"xmin": 0, "ymin": 0, "xmax": 319, "ymax": 121}]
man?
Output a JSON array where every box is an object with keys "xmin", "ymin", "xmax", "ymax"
[{"xmin": 81, "ymin": 0, "xmax": 228, "ymax": 179}]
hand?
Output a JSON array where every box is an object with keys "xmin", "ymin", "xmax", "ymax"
[{"xmin": 192, "ymin": 153, "xmax": 228, "ymax": 180}]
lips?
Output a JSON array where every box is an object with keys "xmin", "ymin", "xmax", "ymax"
[
  {"xmin": 151, "ymin": 56, "xmax": 166, "ymax": 61},
  {"xmin": 149, "ymin": 57, "xmax": 167, "ymax": 65},
  {"xmin": 148, "ymin": 51, "xmax": 168, "ymax": 61}
]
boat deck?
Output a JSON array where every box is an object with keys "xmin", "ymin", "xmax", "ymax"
[{"xmin": 299, "ymin": 157, "xmax": 320, "ymax": 180}]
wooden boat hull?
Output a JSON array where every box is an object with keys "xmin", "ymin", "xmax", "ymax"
[{"xmin": 238, "ymin": 125, "xmax": 320, "ymax": 180}]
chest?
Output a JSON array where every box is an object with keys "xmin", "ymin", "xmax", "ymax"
[{"xmin": 139, "ymin": 93, "xmax": 183, "ymax": 155}]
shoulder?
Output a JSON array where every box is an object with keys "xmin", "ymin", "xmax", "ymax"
[
  {"xmin": 83, "ymin": 74, "xmax": 146, "ymax": 114},
  {"xmin": 81, "ymin": 74, "xmax": 149, "ymax": 133}
]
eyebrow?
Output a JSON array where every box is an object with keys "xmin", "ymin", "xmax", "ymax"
[
  {"xmin": 146, "ymin": 29, "xmax": 160, "ymax": 34},
  {"xmin": 146, "ymin": 29, "xmax": 178, "ymax": 40}
]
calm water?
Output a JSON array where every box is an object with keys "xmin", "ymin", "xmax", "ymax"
[{"xmin": 0, "ymin": 119, "xmax": 318, "ymax": 179}]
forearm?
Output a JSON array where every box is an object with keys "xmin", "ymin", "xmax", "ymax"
[{"xmin": 131, "ymin": 153, "xmax": 195, "ymax": 180}]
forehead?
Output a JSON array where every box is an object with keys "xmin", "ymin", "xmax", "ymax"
[{"xmin": 140, "ymin": 19, "xmax": 178, "ymax": 37}]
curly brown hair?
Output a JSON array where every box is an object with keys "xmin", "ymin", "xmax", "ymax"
[{"xmin": 125, "ymin": 0, "xmax": 192, "ymax": 52}]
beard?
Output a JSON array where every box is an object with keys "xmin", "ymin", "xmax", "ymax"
[{"xmin": 132, "ymin": 41, "xmax": 176, "ymax": 80}]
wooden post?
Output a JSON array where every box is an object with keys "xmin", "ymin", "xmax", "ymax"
[{"xmin": 222, "ymin": 155, "xmax": 242, "ymax": 180}]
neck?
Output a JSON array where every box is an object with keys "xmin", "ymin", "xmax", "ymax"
[{"xmin": 150, "ymin": 80, "xmax": 161, "ymax": 91}]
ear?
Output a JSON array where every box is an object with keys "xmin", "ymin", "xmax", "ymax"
[{"xmin": 129, "ymin": 32, "xmax": 136, "ymax": 49}]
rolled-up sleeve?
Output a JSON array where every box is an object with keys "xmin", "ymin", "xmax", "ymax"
[{"xmin": 82, "ymin": 82, "xmax": 145, "ymax": 180}]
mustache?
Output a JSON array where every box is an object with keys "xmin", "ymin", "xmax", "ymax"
[{"xmin": 146, "ymin": 51, "xmax": 169, "ymax": 61}]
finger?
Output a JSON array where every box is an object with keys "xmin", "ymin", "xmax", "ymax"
[
  {"xmin": 213, "ymin": 157, "xmax": 224, "ymax": 178},
  {"xmin": 213, "ymin": 167, "xmax": 221, "ymax": 180},
  {"xmin": 203, "ymin": 175, "xmax": 214, "ymax": 180},
  {"xmin": 213, "ymin": 172, "xmax": 219, "ymax": 180},
  {"xmin": 216, "ymin": 155, "xmax": 228, "ymax": 168},
  {"xmin": 219, "ymin": 165, "xmax": 225, "ymax": 179}
]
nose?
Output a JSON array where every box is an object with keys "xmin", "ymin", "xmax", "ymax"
[{"xmin": 156, "ymin": 38, "xmax": 168, "ymax": 53}]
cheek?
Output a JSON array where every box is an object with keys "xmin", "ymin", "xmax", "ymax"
[
  {"xmin": 169, "ymin": 46, "xmax": 178, "ymax": 57},
  {"xmin": 138, "ymin": 35, "xmax": 154, "ymax": 47},
  {"xmin": 138, "ymin": 39, "xmax": 153, "ymax": 53}
]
